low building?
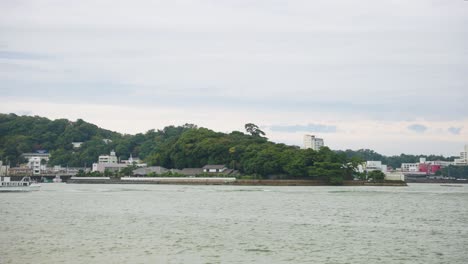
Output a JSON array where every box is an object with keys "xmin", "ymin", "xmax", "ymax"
[
  {"xmin": 384, "ymin": 171, "xmax": 405, "ymax": 181},
  {"xmin": 401, "ymin": 163, "xmax": 419, "ymax": 172},
  {"xmin": 7, "ymin": 167, "xmax": 32, "ymax": 176},
  {"xmin": 71, "ymin": 142, "xmax": 83, "ymax": 148},
  {"xmin": 366, "ymin": 161, "xmax": 387, "ymax": 172},
  {"xmin": 21, "ymin": 152, "xmax": 50, "ymax": 161},
  {"xmin": 203, "ymin": 165, "xmax": 227, "ymax": 173},
  {"xmin": 92, "ymin": 163, "xmax": 128, "ymax": 173},
  {"xmin": 98, "ymin": 150, "xmax": 118, "ymax": 164}
]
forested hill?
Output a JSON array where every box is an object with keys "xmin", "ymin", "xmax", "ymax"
[{"xmin": 0, "ymin": 113, "xmax": 455, "ymax": 178}]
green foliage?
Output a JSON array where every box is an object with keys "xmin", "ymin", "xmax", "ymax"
[
  {"xmin": 5, "ymin": 113, "xmax": 448, "ymax": 183},
  {"xmin": 244, "ymin": 123, "xmax": 266, "ymax": 138},
  {"xmin": 368, "ymin": 170, "xmax": 385, "ymax": 182},
  {"xmin": 119, "ymin": 165, "xmax": 137, "ymax": 177},
  {"xmin": 440, "ymin": 165, "xmax": 468, "ymax": 179}
]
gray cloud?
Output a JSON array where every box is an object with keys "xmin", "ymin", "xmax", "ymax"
[
  {"xmin": 0, "ymin": 51, "xmax": 48, "ymax": 60},
  {"xmin": 448, "ymin": 127, "xmax": 462, "ymax": 135},
  {"xmin": 269, "ymin": 123, "xmax": 337, "ymax": 133},
  {"xmin": 408, "ymin": 124, "xmax": 428, "ymax": 133},
  {"xmin": 0, "ymin": 0, "xmax": 467, "ymax": 155}
]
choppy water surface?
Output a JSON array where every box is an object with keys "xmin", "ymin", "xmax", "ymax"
[{"xmin": 1, "ymin": 183, "xmax": 468, "ymax": 264}]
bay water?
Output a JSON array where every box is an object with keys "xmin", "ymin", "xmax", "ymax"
[{"xmin": 1, "ymin": 183, "xmax": 467, "ymax": 263}]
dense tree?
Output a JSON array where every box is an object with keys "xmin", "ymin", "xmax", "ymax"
[
  {"xmin": 440, "ymin": 165, "xmax": 468, "ymax": 179},
  {"xmin": 0, "ymin": 113, "xmax": 457, "ymax": 182},
  {"xmin": 244, "ymin": 123, "xmax": 266, "ymax": 138},
  {"xmin": 368, "ymin": 170, "xmax": 385, "ymax": 182}
]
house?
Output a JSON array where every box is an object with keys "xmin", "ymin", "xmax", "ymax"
[
  {"xmin": 92, "ymin": 163, "xmax": 128, "ymax": 173},
  {"xmin": 71, "ymin": 142, "xmax": 83, "ymax": 148},
  {"xmin": 202, "ymin": 165, "xmax": 227, "ymax": 173},
  {"xmin": 21, "ymin": 152, "xmax": 50, "ymax": 161}
]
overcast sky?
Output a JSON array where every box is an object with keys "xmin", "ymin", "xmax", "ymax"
[{"xmin": 1, "ymin": 0, "xmax": 467, "ymax": 156}]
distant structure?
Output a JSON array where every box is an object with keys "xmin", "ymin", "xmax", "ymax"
[
  {"xmin": 365, "ymin": 161, "xmax": 387, "ymax": 172},
  {"xmin": 92, "ymin": 150, "xmax": 121, "ymax": 172},
  {"xmin": 71, "ymin": 142, "xmax": 83, "ymax": 148},
  {"xmin": 454, "ymin": 144, "xmax": 468, "ymax": 165},
  {"xmin": 92, "ymin": 151, "xmax": 147, "ymax": 173},
  {"xmin": 21, "ymin": 152, "xmax": 50, "ymax": 175},
  {"xmin": 303, "ymin": 135, "xmax": 324, "ymax": 150},
  {"xmin": 0, "ymin": 161, "xmax": 9, "ymax": 176},
  {"xmin": 98, "ymin": 150, "xmax": 118, "ymax": 164}
]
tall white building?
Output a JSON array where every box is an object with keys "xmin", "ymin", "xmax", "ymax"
[
  {"xmin": 303, "ymin": 135, "xmax": 324, "ymax": 150},
  {"xmin": 454, "ymin": 144, "xmax": 468, "ymax": 165}
]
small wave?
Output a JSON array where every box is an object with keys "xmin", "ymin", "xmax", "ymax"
[{"xmin": 245, "ymin": 248, "xmax": 272, "ymax": 253}]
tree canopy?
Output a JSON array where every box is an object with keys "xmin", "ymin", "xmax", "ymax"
[{"xmin": 1, "ymin": 113, "xmax": 459, "ymax": 181}]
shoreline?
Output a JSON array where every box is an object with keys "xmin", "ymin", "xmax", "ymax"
[{"xmin": 66, "ymin": 178, "xmax": 408, "ymax": 186}]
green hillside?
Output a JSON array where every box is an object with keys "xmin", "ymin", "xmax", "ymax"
[{"xmin": 0, "ymin": 113, "xmax": 458, "ymax": 180}]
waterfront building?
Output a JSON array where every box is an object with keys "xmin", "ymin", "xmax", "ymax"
[
  {"xmin": 303, "ymin": 135, "xmax": 324, "ymax": 150},
  {"xmin": 98, "ymin": 150, "xmax": 118, "ymax": 164},
  {"xmin": 428, "ymin": 160, "xmax": 453, "ymax": 167},
  {"xmin": 92, "ymin": 163, "xmax": 128, "ymax": 173},
  {"xmin": 27, "ymin": 157, "xmax": 47, "ymax": 175},
  {"xmin": 22, "ymin": 152, "xmax": 49, "ymax": 175},
  {"xmin": 202, "ymin": 165, "xmax": 227, "ymax": 173},
  {"xmin": 366, "ymin": 161, "xmax": 387, "ymax": 172},
  {"xmin": 401, "ymin": 163, "xmax": 420, "ymax": 172}
]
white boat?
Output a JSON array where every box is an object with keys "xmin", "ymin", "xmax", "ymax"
[
  {"xmin": 0, "ymin": 176, "xmax": 41, "ymax": 192},
  {"xmin": 52, "ymin": 175, "xmax": 62, "ymax": 183}
]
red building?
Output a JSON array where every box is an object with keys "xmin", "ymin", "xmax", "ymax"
[{"xmin": 419, "ymin": 164, "xmax": 441, "ymax": 174}]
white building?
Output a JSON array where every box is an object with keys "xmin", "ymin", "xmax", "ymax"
[
  {"xmin": 27, "ymin": 157, "xmax": 47, "ymax": 175},
  {"xmin": 202, "ymin": 165, "xmax": 227, "ymax": 173},
  {"xmin": 366, "ymin": 161, "xmax": 387, "ymax": 172},
  {"xmin": 454, "ymin": 144, "xmax": 468, "ymax": 165},
  {"xmin": 303, "ymin": 135, "xmax": 324, "ymax": 150},
  {"xmin": 121, "ymin": 154, "xmax": 147, "ymax": 167},
  {"xmin": 401, "ymin": 163, "xmax": 419, "ymax": 172},
  {"xmin": 0, "ymin": 161, "xmax": 9, "ymax": 176},
  {"xmin": 21, "ymin": 152, "xmax": 50, "ymax": 161},
  {"xmin": 98, "ymin": 150, "xmax": 118, "ymax": 164},
  {"xmin": 72, "ymin": 142, "xmax": 83, "ymax": 148},
  {"xmin": 92, "ymin": 150, "xmax": 118, "ymax": 172},
  {"xmin": 384, "ymin": 171, "xmax": 405, "ymax": 181},
  {"xmin": 428, "ymin": 160, "xmax": 453, "ymax": 167}
]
